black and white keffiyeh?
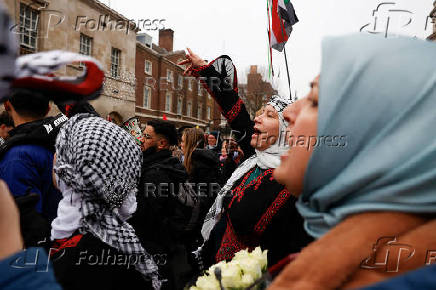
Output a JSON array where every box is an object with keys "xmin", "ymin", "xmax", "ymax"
[
  {"xmin": 0, "ymin": 3, "xmax": 17, "ymax": 103},
  {"xmin": 54, "ymin": 114, "xmax": 163, "ymax": 289},
  {"xmin": 268, "ymin": 94, "xmax": 291, "ymax": 114},
  {"xmin": 197, "ymin": 94, "xmax": 292, "ymax": 257}
]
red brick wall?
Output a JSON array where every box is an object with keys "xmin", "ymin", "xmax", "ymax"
[{"xmin": 158, "ymin": 29, "xmax": 174, "ymax": 52}]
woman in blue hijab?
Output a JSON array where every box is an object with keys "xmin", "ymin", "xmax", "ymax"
[{"xmin": 271, "ymin": 34, "xmax": 436, "ymax": 289}]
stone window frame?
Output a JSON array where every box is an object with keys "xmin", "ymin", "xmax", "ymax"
[
  {"xmin": 165, "ymin": 91, "xmax": 172, "ymax": 112},
  {"xmin": 19, "ymin": 3, "xmax": 39, "ymax": 52},
  {"xmin": 145, "ymin": 60, "xmax": 152, "ymax": 75},
  {"xmin": 187, "ymin": 101, "xmax": 192, "ymax": 117},
  {"xmin": 177, "ymin": 96, "xmax": 183, "ymax": 115},
  {"xmin": 143, "ymin": 85, "xmax": 151, "ymax": 109},
  {"xmin": 111, "ymin": 47, "xmax": 121, "ymax": 78},
  {"xmin": 167, "ymin": 69, "xmax": 174, "ymax": 83}
]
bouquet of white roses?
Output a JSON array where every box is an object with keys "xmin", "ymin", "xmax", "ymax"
[{"xmin": 189, "ymin": 247, "xmax": 268, "ymax": 290}]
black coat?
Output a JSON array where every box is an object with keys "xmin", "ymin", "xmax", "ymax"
[
  {"xmin": 130, "ymin": 148, "xmax": 192, "ymax": 290},
  {"xmin": 187, "ymin": 149, "xmax": 223, "ymax": 244},
  {"xmin": 132, "ymin": 148, "xmax": 190, "ymax": 247},
  {"xmin": 52, "ymin": 233, "xmax": 150, "ymax": 290}
]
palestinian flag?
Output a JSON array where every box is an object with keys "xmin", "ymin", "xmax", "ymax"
[{"xmin": 268, "ymin": 0, "xmax": 299, "ymax": 52}]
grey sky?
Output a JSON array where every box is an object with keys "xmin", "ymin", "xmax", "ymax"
[{"xmin": 102, "ymin": 0, "xmax": 434, "ymax": 99}]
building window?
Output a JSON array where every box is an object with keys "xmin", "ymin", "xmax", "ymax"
[
  {"xmin": 79, "ymin": 34, "xmax": 92, "ymax": 56},
  {"xmin": 165, "ymin": 92, "xmax": 172, "ymax": 112},
  {"xmin": 197, "ymin": 103, "xmax": 203, "ymax": 119},
  {"xmin": 145, "ymin": 60, "xmax": 152, "ymax": 75},
  {"xmin": 167, "ymin": 70, "xmax": 173, "ymax": 83},
  {"xmin": 198, "ymin": 82, "xmax": 203, "ymax": 96},
  {"xmin": 111, "ymin": 48, "xmax": 121, "ymax": 78},
  {"xmin": 188, "ymin": 78, "xmax": 192, "ymax": 91},
  {"xmin": 187, "ymin": 101, "xmax": 192, "ymax": 117},
  {"xmin": 19, "ymin": 3, "xmax": 39, "ymax": 52},
  {"xmin": 177, "ymin": 97, "xmax": 182, "ymax": 115},
  {"xmin": 207, "ymin": 106, "xmax": 211, "ymax": 119},
  {"xmin": 178, "ymin": 75, "xmax": 183, "ymax": 89},
  {"xmin": 143, "ymin": 85, "xmax": 151, "ymax": 108}
]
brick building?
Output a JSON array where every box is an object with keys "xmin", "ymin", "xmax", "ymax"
[
  {"xmin": 428, "ymin": 1, "xmax": 436, "ymax": 41},
  {"xmin": 135, "ymin": 29, "xmax": 221, "ymax": 131},
  {"xmin": 3, "ymin": 0, "xmax": 138, "ymax": 118},
  {"xmin": 244, "ymin": 65, "xmax": 278, "ymax": 117}
]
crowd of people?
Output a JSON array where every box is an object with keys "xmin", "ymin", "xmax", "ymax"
[{"xmin": 1, "ymin": 2, "xmax": 436, "ymax": 290}]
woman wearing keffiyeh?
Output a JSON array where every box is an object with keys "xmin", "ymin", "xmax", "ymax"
[
  {"xmin": 178, "ymin": 50, "xmax": 313, "ymax": 271},
  {"xmin": 51, "ymin": 114, "xmax": 164, "ymax": 290}
]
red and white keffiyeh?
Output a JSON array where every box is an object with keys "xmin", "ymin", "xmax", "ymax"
[{"xmin": 12, "ymin": 50, "xmax": 105, "ymax": 103}]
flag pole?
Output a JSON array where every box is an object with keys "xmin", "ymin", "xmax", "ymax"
[
  {"xmin": 267, "ymin": 0, "xmax": 274, "ymax": 77},
  {"xmin": 277, "ymin": 10, "xmax": 292, "ymax": 100},
  {"xmin": 283, "ymin": 45, "xmax": 292, "ymax": 100}
]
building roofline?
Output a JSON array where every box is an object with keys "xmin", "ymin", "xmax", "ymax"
[
  {"xmin": 136, "ymin": 42, "xmax": 186, "ymax": 70},
  {"xmin": 166, "ymin": 50, "xmax": 186, "ymax": 56},
  {"xmin": 136, "ymin": 41, "xmax": 160, "ymax": 57}
]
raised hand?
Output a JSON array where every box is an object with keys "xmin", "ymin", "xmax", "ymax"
[{"xmin": 177, "ymin": 48, "xmax": 208, "ymax": 76}]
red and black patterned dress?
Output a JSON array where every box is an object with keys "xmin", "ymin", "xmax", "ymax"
[{"xmin": 192, "ymin": 56, "xmax": 313, "ymax": 268}]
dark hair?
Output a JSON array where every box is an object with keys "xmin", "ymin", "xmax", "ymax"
[
  {"xmin": 9, "ymin": 89, "xmax": 50, "ymax": 119},
  {"xmin": 0, "ymin": 111, "xmax": 13, "ymax": 127},
  {"xmin": 147, "ymin": 119, "xmax": 178, "ymax": 146},
  {"xmin": 209, "ymin": 131, "xmax": 220, "ymax": 139}
]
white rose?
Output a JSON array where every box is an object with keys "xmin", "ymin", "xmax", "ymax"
[
  {"xmin": 221, "ymin": 261, "xmax": 243, "ymax": 288},
  {"xmin": 195, "ymin": 275, "xmax": 220, "ymax": 289},
  {"xmin": 238, "ymin": 273, "xmax": 256, "ymax": 288},
  {"xmin": 237, "ymin": 257, "xmax": 262, "ymax": 280},
  {"xmin": 233, "ymin": 248, "xmax": 250, "ymax": 261},
  {"xmin": 250, "ymin": 247, "xmax": 268, "ymax": 271}
]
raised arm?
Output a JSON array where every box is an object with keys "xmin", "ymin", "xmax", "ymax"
[{"xmin": 179, "ymin": 50, "xmax": 255, "ymax": 159}]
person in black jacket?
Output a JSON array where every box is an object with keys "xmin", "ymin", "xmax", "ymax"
[{"xmin": 130, "ymin": 119, "xmax": 193, "ymax": 290}]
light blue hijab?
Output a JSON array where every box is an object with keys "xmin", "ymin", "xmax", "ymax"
[{"xmin": 297, "ymin": 34, "xmax": 436, "ymax": 238}]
